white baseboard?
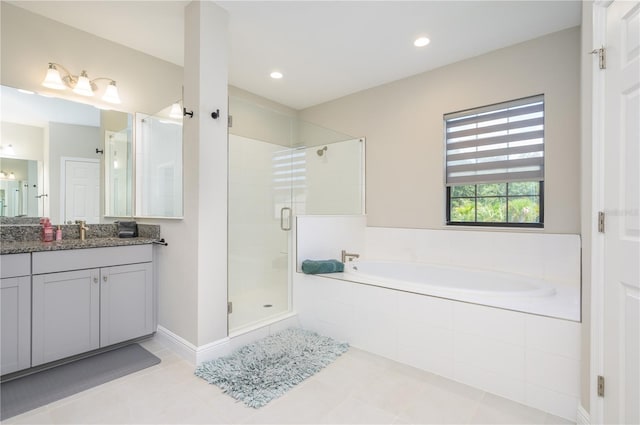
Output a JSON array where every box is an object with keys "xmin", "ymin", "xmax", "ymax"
[
  {"xmin": 196, "ymin": 313, "xmax": 300, "ymax": 364},
  {"xmin": 195, "ymin": 336, "xmax": 232, "ymax": 364},
  {"xmin": 155, "ymin": 325, "xmax": 199, "ymax": 364},
  {"xmin": 577, "ymin": 404, "xmax": 590, "ymax": 425},
  {"xmin": 155, "ymin": 313, "xmax": 300, "ymax": 365}
]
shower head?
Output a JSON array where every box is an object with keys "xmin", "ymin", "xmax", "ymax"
[{"xmin": 317, "ymin": 146, "xmax": 328, "ymax": 156}]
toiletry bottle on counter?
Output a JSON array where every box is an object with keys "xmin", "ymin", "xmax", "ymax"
[
  {"xmin": 41, "ymin": 218, "xmax": 54, "ymax": 242},
  {"xmin": 56, "ymin": 225, "xmax": 62, "ymax": 241}
]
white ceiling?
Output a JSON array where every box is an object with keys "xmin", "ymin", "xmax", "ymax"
[{"xmin": 10, "ymin": 1, "xmax": 581, "ymax": 110}]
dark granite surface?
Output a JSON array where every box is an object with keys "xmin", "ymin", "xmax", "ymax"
[
  {"xmin": 1, "ymin": 237, "xmax": 159, "ymax": 255},
  {"xmin": 1, "ymin": 223, "xmax": 162, "ymax": 254}
]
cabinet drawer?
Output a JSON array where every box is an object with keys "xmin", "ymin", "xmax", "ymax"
[
  {"xmin": 32, "ymin": 245, "xmax": 152, "ymax": 274},
  {"xmin": 1, "ymin": 253, "xmax": 31, "ymax": 278}
]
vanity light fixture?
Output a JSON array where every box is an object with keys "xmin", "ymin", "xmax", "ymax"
[
  {"xmin": 414, "ymin": 36, "xmax": 431, "ymax": 47},
  {"xmin": 73, "ymin": 71, "xmax": 94, "ymax": 96},
  {"xmin": 41, "ymin": 63, "xmax": 122, "ymax": 104},
  {"xmin": 102, "ymin": 82, "xmax": 121, "ymax": 104},
  {"xmin": 1, "ymin": 144, "xmax": 15, "ymax": 156}
]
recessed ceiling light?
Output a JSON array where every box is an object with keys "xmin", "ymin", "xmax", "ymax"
[
  {"xmin": 270, "ymin": 71, "xmax": 283, "ymax": 79},
  {"xmin": 414, "ymin": 37, "xmax": 431, "ymax": 47}
]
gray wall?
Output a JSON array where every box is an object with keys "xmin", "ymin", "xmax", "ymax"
[
  {"xmin": 0, "ymin": 122, "xmax": 45, "ymax": 162},
  {"xmin": 0, "ymin": 2, "xmax": 182, "ymax": 116},
  {"xmin": 300, "ymin": 27, "xmax": 581, "ymax": 234}
]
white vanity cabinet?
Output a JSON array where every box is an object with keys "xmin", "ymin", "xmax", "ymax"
[
  {"xmin": 0, "ymin": 254, "xmax": 32, "ymax": 375},
  {"xmin": 32, "ymin": 269, "xmax": 100, "ymax": 366},
  {"xmin": 99, "ymin": 262, "xmax": 154, "ymax": 347},
  {"xmin": 31, "ymin": 245, "xmax": 154, "ymax": 367}
]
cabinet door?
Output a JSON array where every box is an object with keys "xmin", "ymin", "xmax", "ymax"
[
  {"xmin": 32, "ymin": 269, "xmax": 100, "ymax": 366},
  {"xmin": 100, "ymin": 263, "xmax": 153, "ymax": 347},
  {"xmin": 1, "ymin": 276, "xmax": 31, "ymax": 375}
]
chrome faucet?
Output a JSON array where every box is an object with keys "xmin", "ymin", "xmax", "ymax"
[
  {"xmin": 75, "ymin": 220, "xmax": 88, "ymax": 241},
  {"xmin": 341, "ymin": 250, "xmax": 360, "ymax": 263}
]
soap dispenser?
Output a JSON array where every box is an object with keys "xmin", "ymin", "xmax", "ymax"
[{"xmin": 41, "ymin": 218, "xmax": 54, "ymax": 242}]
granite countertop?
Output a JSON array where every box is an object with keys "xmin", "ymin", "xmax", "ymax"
[
  {"xmin": 1, "ymin": 222, "xmax": 163, "ymax": 255},
  {"xmin": 1, "ymin": 237, "xmax": 160, "ymax": 255}
]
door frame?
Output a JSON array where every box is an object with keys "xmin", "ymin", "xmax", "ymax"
[
  {"xmin": 589, "ymin": 1, "xmax": 613, "ymax": 424},
  {"xmin": 59, "ymin": 156, "xmax": 100, "ymax": 224}
]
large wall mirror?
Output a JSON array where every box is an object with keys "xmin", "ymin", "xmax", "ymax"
[
  {"xmin": 135, "ymin": 109, "xmax": 183, "ymax": 218},
  {"xmin": 0, "ymin": 85, "xmax": 183, "ymax": 222},
  {"xmin": 0, "ymin": 157, "xmax": 43, "ymax": 217}
]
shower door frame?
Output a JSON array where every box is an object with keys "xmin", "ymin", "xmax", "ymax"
[{"xmin": 227, "ymin": 134, "xmax": 295, "ymax": 334}]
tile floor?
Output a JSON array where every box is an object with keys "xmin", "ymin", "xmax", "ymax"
[{"xmin": 3, "ymin": 338, "xmax": 575, "ymax": 424}]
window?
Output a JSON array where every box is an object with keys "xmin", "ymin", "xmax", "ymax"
[{"xmin": 445, "ymin": 95, "xmax": 544, "ymax": 227}]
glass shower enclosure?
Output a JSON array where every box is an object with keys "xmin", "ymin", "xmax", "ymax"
[{"xmin": 228, "ymin": 96, "xmax": 364, "ymax": 332}]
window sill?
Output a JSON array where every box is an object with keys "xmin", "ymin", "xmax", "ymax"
[{"xmin": 444, "ymin": 223, "xmax": 545, "ymax": 233}]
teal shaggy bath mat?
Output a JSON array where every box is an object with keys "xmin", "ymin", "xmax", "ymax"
[{"xmin": 194, "ymin": 328, "xmax": 349, "ymax": 408}]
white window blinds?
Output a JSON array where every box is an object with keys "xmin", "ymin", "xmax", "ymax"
[{"xmin": 445, "ymin": 95, "xmax": 544, "ymax": 186}]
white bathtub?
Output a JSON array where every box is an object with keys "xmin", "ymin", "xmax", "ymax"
[
  {"xmin": 336, "ymin": 260, "xmax": 580, "ymax": 321},
  {"xmin": 295, "ymin": 218, "xmax": 581, "ymax": 419}
]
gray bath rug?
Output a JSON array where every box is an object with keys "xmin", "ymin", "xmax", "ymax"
[
  {"xmin": 194, "ymin": 328, "xmax": 349, "ymax": 408},
  {"xmin": 0, "ymin": 343, "xmax": 160, "ymax": 420}
]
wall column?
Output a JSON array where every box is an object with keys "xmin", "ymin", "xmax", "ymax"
[{"xmin": 184, "ymin": 1, "xmax": 229, "ymax": 346}]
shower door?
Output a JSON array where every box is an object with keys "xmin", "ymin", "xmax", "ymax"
[{"xmin": 227, "ymin": 134, "xmax": 294, "ymax": 332}]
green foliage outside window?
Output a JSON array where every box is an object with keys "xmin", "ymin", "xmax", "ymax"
[{"xmin": 449, "ymin": 182, "xmax": 541, "ymax": 225}]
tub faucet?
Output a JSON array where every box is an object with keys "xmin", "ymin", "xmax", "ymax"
[
  {"xmin": 75, "ymin": 220, "xmax": 88, "ymax": 241},
  {"xmin": 341, "ymin": 250, "xmax": 360, "ymax": 263}
]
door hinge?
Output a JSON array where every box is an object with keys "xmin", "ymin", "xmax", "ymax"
[
  {"xmin": 598, "ymin": 375, "xmax": 605, "ymax": 397},
  {"xmin": 590, "ymin": 46, "xmax": 606, "ymax": 70},
  {"xmin": 227, "ymin": 301, "xmax": 233, "ymax": 314},
  {"xmin": 598, "ymin": 211, "xmax": 605, "ymax": 233},
  {"xmin": 228, "ymin": 115, "xmax": 233, "ymax": 128}
]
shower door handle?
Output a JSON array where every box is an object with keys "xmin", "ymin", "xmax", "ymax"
[{"xmin": 280, "ymin": 207, "xmax": 292, "ymax": 231}]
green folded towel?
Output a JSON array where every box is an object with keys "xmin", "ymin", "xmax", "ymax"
[{"xmin": 301, "ymin": 259, "xmax": 344, "ymax": 274}]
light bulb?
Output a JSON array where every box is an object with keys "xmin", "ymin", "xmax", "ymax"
[
  {"xmin": 414, "ymin": 37, "xmax": 431, "ymax": 47},
  {"xmin": 42, "ymin": 63, "xmax": 66, "ymax": 90},
  {"xmin": 102, "ymin": 81, "xmax": 121, "ymax": 104},
  {"xmin": 3, "ymin": 144, "xmax": 15, "ymax": 155},
  {"xmin": 73, "ymin": 71, "xmax": 94, "ymax": 96}
]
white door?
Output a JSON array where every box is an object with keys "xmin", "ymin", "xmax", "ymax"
[
  {"xmin": 63, "ymin": 159, "xmax": 100, "ymax": 224},
  {"xmin": 603, "ymin": 1, "xmax": 640, "ymax": 423}
]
